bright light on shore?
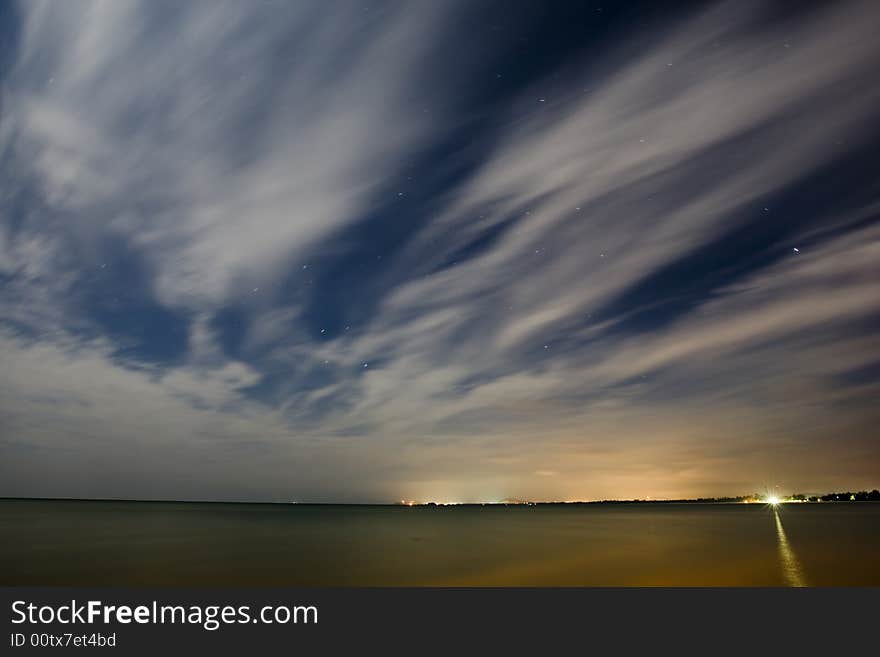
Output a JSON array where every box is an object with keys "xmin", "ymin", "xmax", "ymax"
[{"xmin": 767, "ymin": 496, "xmax": 781, "ymax": 506}]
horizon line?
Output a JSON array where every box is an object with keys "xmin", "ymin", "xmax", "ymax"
[{"xmin": 2, "ymin": 491, "xmax": 878, "ymax": 507}]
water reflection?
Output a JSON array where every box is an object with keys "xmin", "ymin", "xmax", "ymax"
[
  {"xmin": 773, "ymin": 507, "xmax": 807, "ymax": 587},
  {"xmin": 5, "ymin": 500, "xmax": 879, "ymax": 585}
]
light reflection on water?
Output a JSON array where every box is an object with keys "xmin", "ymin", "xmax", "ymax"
[
  {"xmin": 773, "ymin": 507, "xmax": 806, "ymax": 587},
  {"xmin": 2, "ymin": 500, "xmax": 878, "ymax": 586}
]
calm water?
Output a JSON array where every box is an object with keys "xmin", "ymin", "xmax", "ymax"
[{"xmin": 2, "ymin": 500, "xmax": 878, "ymax": 586}]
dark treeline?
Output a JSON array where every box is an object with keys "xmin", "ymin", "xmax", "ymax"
[
  {"xmin": 800, "ymin": 490, "xmax": 880, "ymax": 502},
  {"xmin": 570, "ymin": 491, "xmax": 880, "ymax": 504}
]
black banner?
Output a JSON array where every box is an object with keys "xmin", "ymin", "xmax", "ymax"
[{"xmin": 2, "ymin": 588, "xmax": 877, "ymax": 654}]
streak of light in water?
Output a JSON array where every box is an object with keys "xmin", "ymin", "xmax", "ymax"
[{"xmin": 773, "ymin": 506, "xmax": 807, "ymax": 587}]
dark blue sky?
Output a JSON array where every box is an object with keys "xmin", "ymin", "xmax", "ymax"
[{"xmin": 1, "ymin": 0, "xmax": 879, "ymax": 502}]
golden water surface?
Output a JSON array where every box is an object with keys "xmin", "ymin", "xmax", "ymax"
[{"xmin": 2, "ymin": 500, "xmax": 877, "ymax": 586}]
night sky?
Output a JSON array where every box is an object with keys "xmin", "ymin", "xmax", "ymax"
[{"xmin": 1, "ymin": 1, "xmax": 879, "ymax": 503}]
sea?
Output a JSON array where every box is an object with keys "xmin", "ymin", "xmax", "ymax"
[{"xmin": 2, "ymin": 499, "xmax": 878, "ymax": 586}]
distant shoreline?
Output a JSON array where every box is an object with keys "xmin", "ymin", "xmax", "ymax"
[{"xmin": 2, "ymin": 494, "xmax": 878, "ymax": 507}]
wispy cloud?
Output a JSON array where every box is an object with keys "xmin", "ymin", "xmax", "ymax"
[{"xmin": 1, "ymin": 0, "xmax": 879, "ymax": 502}]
